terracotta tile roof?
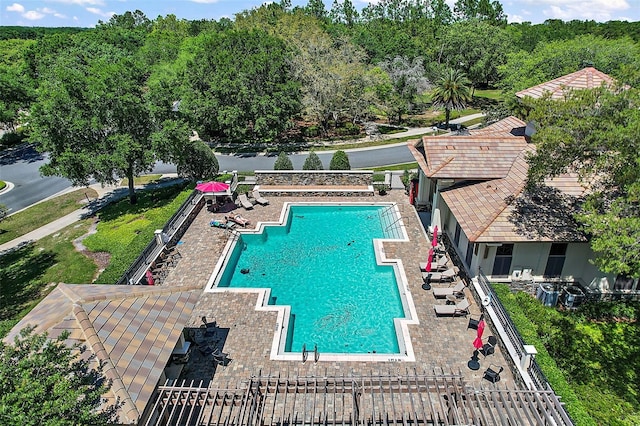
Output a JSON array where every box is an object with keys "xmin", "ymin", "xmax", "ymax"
[
  {"xmin": 440, "ymin": 149, "xmax": 588, "ymax": 243},
  {"xmin": 516, "ymin": 67, "xmax": 615, "ymax": 100},
  {"xmin": 4, "ymin": 283, "xmax": 202, "ymax": 424},
  {"xmin": 409, "ymin": 134, "xmax": 528, "ymax": 180},
  {"xmin": 468, "ymin": 116, "xmax": 527, "ymax": 137}
]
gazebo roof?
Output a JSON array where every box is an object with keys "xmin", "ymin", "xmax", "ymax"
[{"xmin": 4, "ymin": 283, "xmax": 202, "ymax": 424}]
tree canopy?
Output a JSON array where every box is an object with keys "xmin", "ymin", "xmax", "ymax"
[
  {"xmin": 28, "ymin": 34, "xmax": 157, "ymax": 204},
  {"xmin": 177, "ymin": 29, "xmax": 301, "ymax": 141},
  {"xmin": 0, "ymin": 327, "xmax": 118, "ymax": 425},
  {"xmin": 430, "ymin": 68, "xmax": 472, "ymax": 127},
  {"xmin": 526, "ymin": 87, "xmax": 640, "ymax": 277}
]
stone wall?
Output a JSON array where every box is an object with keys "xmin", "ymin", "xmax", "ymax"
[{"xmin": 255, "ymin": 170, "xmax": 373, "ymax": 186}]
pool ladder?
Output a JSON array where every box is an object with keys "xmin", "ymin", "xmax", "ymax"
[{"xmin": 302, "ymin": 344, "xmax": 319, "ymax": 363}]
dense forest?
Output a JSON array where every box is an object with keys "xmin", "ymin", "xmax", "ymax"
[{"xmin": 2, "ymin": 0, "xmax": 640, "ymax": 139}]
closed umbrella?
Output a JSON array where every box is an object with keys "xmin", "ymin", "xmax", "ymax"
[
  {"xmin": 432, "ymin": 225, "xmax": 439, "ymax": 247},
  {"xmin": 473, "ymin": 319, "xmax": 485, "ymax": 349},
  {"xmin": 145, "ymin": 269, "xmax": 154, "ymax": 286},
  {"xmin": 425, "ymin": 248, "xmax": 434, "ymax": 272}
]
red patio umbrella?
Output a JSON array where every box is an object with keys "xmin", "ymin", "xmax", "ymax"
[
  {"xmin": 432, "ymin": 225, "xmax": 439, "ymax": 247},
  {"xmin": 409, "ymin": 181, "xmax": 415, "ymax": 205},
  {"xmin": 196, "ymin": 181, "xmax": 230, "ymax": 193},
  {"xmin": 473, "ymin": 319, "xmax": 486, "ymax": 349},
  {"xmin": 145, "ymin": 269, "xmax": 154, "ymax": 286},
  {"xmin": 425, "ymin": 248, "xmax": 434, "ymax": 272}
]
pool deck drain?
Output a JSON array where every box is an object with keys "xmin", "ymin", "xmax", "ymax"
[{"xmin": 160, "ymin": 191, "xmax": 515, "ymax": 388}]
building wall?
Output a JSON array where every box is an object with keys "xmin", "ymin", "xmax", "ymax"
[{"xmin": 438, "ymin": 196, "xmax": 614, "ymax": 286}]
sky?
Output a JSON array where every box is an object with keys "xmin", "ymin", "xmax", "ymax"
[{"xmin": 1, "ymin": 0, "xmax": 639, "ymax": 28}]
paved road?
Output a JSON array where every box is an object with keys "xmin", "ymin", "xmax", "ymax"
[{"xmin": 0, "ymin": 145, "xmax": 72, "ymax": 213}]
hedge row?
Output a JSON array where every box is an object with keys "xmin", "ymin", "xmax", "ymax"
[{"xmin": 492, "ymin": 284, "xmax": 595, "ymax": 426}]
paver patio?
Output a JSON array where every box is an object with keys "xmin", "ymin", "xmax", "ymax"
[{"xmin": 160, "ymin": 190, "xmax": 515, "ymax": 389}]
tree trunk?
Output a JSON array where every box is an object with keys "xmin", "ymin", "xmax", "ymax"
[
  {"xmin": 445, "ymin": 108, "xmax": 451, "ymax": 128},
  {"xmin": 127, "ymin": 167, "xmax": 137, "ymax": 205}
]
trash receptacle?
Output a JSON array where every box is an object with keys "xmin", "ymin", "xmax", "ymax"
[{"xmin": 536, "ymin": 283, "xmax": 559, "ymax": 307}]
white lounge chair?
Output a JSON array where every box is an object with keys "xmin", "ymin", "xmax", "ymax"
[
  {"xmin": 432, "ymin": 280, "xmax": 466, "ymax": 298},
  {"xmin": 252, "ymin": 190, "xmax": 269, "ymax": 206},
  {"xmin": 419, "ymin": 255, "xmax": 449, "ymax": 272},
  {"xmin": 422, "ymin": 267, "xmax": 457, "ymax": 282},
  {"xmin": 434, "ymin": 298, "xmax": 470, "ymax": 316},
  {"xmin": 238, "ymin": 193, "xmax": 254, "ymax": 210}
]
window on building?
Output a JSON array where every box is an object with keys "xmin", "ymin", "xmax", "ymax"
[
  {"xmin": 544, "ymin": 243, "xmax": 567, "ymax": 278},
  {"xmin": 491, "ymin": 244, "xmax": 513, "ymax": 277}
]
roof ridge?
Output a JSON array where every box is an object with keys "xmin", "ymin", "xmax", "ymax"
[
  {"xmin": 79, "ymin": 284, "xmax": 204, "ymax": 304},
  {"xmin": 427, "ymin": 156, "xmax": 454, "ymax": 178},
  {"xmin": 72, "ymin": 304, "xmax": 140, "ymax": 423}
]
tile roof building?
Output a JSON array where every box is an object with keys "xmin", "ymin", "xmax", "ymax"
[
  {"xmin": 4, "ymin": 283, "xmax": 202, "ymax": 424},
  {"xmin": 409, "ymin": 114, "xmax": 599, "ymax": 283},
  {"xmin": 515, "ymin": 67, "xmax": 615, "ymax": 100}
]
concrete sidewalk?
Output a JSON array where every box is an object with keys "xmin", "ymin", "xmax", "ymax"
[{"xmin": 0, "ymin": 175, "xmax": 183, "ymax": 253}]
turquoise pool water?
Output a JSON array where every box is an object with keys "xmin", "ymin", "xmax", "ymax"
[{"xmin": 217, "ymin": 205, "xmax": 405, "ymax": 354}]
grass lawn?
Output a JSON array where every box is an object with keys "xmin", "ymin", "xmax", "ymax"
[
  {"xmin": 0, "ymin": 188, "xmax": 99, "ymax": 245},
  {"xmin": 120, "ymin": 174, "xmax": 163, "ymax": 187},
  {"xmin": 370, "ymin": 162, "xmax": 418, "ymax": 171},
  {"xmin": 83, "ymin": 183, "xmax": 192, "ymax": 284},
  {"xmin": 0, "ymin": 220, "xmax": 97, "ymax": 338},
  {"xmin": 473, "ymin": 89, "xmax": 505, "ymax": 102},
  {"xmin": 494, "ymin": 284, "xmax": 640, "ymax": 425},
  {"xmin": 0, "ymin": 180, "xmax": 6, "ymax": 191}
]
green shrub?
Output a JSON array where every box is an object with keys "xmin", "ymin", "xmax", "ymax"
[
  {"xmin": 0, "ymin": 181, "xmax": 6, "ymax": 191},
  {"xmin": 303, "ymin": 150, "xmax": 323, "ymax": 170},
  {"xmin": 329, "ymin": 150, "xmax": 350, "ymax": 170},
  {"xmin": 492, "ymin": 285, "xmax": 595, "ymax": 425},
  {"xmin": 335, "ymin": 122, "xmax": 360, "ymax": 136},
  {"xmin": 0, "ymin": 131, "xmax": 26, "ymax": 148},
  {"xmin": 303, "ymin": 125, "xmax": 321, "ymax": 137},
  {"xmin": 274, "ymin": 151, "xmax": 293, "ymax": 170}
]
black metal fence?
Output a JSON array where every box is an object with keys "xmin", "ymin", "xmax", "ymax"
[{"xmin": 116, "ymin": 190, "xmax": 204, "ymax": 285}]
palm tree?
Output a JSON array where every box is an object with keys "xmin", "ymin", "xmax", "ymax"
[{"xmin": 431, "ymin": 68, "xmax": 472, "ymax": 129}]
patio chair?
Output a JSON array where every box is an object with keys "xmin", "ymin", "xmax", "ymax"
[
  {"xmin": 481, "ymin": 335, "xmax": 498, "ymax": 357},
  {"xmin": 238, "ymin": 193, "xmax": 254, "ymax": 210},
  {"xmin": 210, "ymin": 219, "xmax": 236, "ymax": 229},
  {"xmin": 252, "ymin": 190, "xmax": 269, "ymax": 206},
  {"xmin": 467, "ymin": 314, "xmax": 484, "ymax": 330},
  {"xmin": 212, "ymin": 347, "xmax": 230, "ymax": 366},
  {"xmin": 432, "ymin": 280, "xmax": 466, "ymax": 298},
  {"xmin": 422, "ymin": 267, "xmax": 457, "ymax": 282},
  {"xmin": 434, "ymin": 297, "xmax": 470, "ymax": 316},
  {"xmin": 419, "ymin": 254, "xmax": 448, "ymax": 272},
  {"xmin": 483, "ymin": 364, "xmax": 503, "ymax": 383}
]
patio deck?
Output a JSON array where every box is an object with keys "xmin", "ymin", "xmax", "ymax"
[
  {"xmin": 163, "ymin": 191, "xmax": 516, "ymax": 388},
  {"xmin": 159, "ymin": 190, "xmax": 515, "ymax": 389}
]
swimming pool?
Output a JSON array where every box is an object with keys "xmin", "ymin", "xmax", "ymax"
[{"xmin": 207, "ymin": 202, "xmax": 418, "ymax": 362}]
